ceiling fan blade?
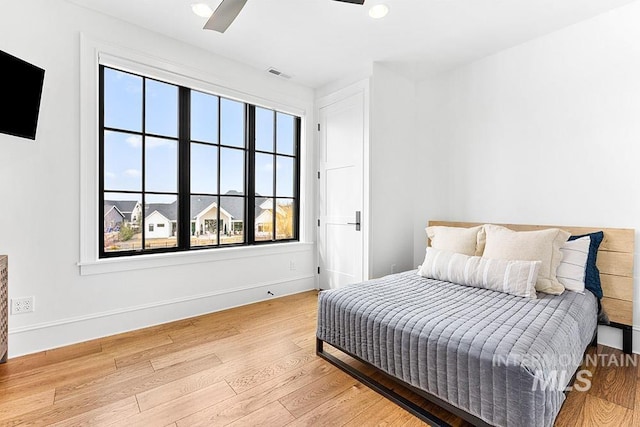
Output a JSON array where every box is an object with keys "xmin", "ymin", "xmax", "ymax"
[
  {"xmin": 333, "ymin": 0, "xmax": 365, "ymax": 4},
  {"xmin": 204, "ymin": 0, "xmax": 249, "ymax": 33}
]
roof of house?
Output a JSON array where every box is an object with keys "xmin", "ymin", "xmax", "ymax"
[
  {"xmin": 105, "ymin": 200, "xmax": 139, "ymax": 214},
  {"xmin": 104, "ymin": 204, "xmax": 124, "ymax": 218},
  {"xmin": 113, "ymin": 191, "xmax": 272, "ymax": 222},
  {"xmin": 145, "ymin": 202, "xmax": 177, "ymax": 222}
]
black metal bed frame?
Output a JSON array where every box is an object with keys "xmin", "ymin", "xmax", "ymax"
[
  {"xmin": 316, "ymin": 331, "xmax": 598, "ymax": 427},
  {"xmin": 316, "ymin": 338, "xmax": 487, "ymax": 427}
]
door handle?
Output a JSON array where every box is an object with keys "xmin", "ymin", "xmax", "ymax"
[{"xmin": 347, "ymin": 211, "xmax": 361, "ymax": 231}]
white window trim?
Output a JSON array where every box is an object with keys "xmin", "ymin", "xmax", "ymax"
[{"xmin": 79, "ymin": 34, "xmax": 309, "ymax": 276}]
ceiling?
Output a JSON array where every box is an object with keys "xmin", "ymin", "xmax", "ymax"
[{"xmin": 67, "ymin": 0, "xmax": 636, "ymax": 88}]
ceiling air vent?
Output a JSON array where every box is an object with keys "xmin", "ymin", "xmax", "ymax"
[{"xmin": 267, "ymin": 67, "xmax": 291, "ymax": 79}]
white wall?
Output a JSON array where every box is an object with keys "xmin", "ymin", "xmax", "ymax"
[
  {"xmin": 369, "ymin": 63, "xmax": 418, "ymax": 278},
  {"xmin": 416, "ymin": 2, "xmax": 640, "ymax": 351},
  {"xmin": 0, "ymin": 0, "xmax": 316, "ymax": 357}
]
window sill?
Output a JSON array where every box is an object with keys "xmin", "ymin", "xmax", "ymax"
[{"xmin": 78, "ymin": 242, "xmax": 314, "ymax": 276}]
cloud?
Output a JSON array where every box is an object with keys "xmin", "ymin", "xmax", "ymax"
[
  {"xmin": 126, "ymin": 135, "xmax": 142, "ymax": 148},
  {"xmin": 124, "ymin": 169, "xmax": 142, "ymax": 178},
  {"xmin": 105, "ymin": 172, "xmax": 117, "ymax": 179}
]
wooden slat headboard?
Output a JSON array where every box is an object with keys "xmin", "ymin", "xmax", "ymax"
[{"xmin": 428, "ymin": 221, "xmax": 635, "ymax": 326}]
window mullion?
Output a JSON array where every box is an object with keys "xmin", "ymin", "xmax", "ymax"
[
  {"xmin": 216, "ymin": 97, "xmax": 222, "ymax": 247},
  {"xmin": 141, "ymin": 77, "xmax": 147, "ymax": 252},
  {"xmin": 246, "ymin": 105, "xmax": 256, "ymax": 244},
  {"xmin": 178, "ymin": 87, "xmax": 191, "ymax": 250},
  {"xmin": 294, "ymin": 117, "xmax": 302, "ymax": 241},
  {"xmin": 98, "ymin": 66, "xmax": 106, "ymax": 257},
  {"xmin": 272, "ymin": 111, "xmax": 277, "ymax": 241}
]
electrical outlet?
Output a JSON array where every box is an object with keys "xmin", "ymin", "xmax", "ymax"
[
  {"xmin": 11, "ymin": 296, "xmax": 34, "ymax": 314},
  {"xmin": 289, "ymin": 261, "xmax": 296, "ymax": 271},
  {"xmin": 391, "ymin": 264, "xmax": 397, "ymax": 274}
]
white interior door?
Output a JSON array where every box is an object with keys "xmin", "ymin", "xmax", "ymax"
[{"xmin": 318, "ymin": 89, "xmax": 365, "ymax": 289}]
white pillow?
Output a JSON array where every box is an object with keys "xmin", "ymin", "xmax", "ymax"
[
  {"xmin": 426, "ymin": 225, "xmax": 486, "ymax": 256},
  {"xmin": 557, "ymin": 236, "xmax": 590, "ymax": 293},
  {"xmin": 482, "ymin": 224, "xmax": 570, "ymax": 295},
  {"xmin": 418, "ymin": 247, "xmax": 541, "ymax": 299}
]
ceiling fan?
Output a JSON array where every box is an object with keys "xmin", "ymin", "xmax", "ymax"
[{"xmin": 204, "ymin": 0, "xmax": 365, "ymax": 33}]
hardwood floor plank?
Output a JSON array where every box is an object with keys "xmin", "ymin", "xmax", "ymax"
[
  {"xmin": 135, "ymin": 363, "xmax": 231, "ymax": 411},
  {"xmin": 60, "ymin": 353, "xmax": 223, "ymax": 407},
  {"xmin": 166, "ymin": 323, "xmax": 241, "ymax": 344},
  {"xmin": 54, "ymin": 361, "xmax": 155, "ymax": 403},
  {"xmin": 123, "ymin": 381, "xmax": 235, "ymax": 426},
  {"xmin": 633, "ymin": 376, "xmax": 640, "ymax": 426},
  {"xmin": 114, "ymin": 325, "xmax": 238, "ymax": 369},
  {"xmin": 341, "ymin": 402, "xmax": 404, "ymax": 426},
  {"xmin": 341, "ymin": 398, "xmax": 423, "ymax": 426},
  {"xmin": 278, "ymin": 365, "xmax": 357, "ymax": 418},
  {"xmin": 203, "ymin": 325, "xmax": 307, "ymax": 364},
  {"xmin": 0, "ymin": 351, "xmax": 47, "ymax": 376},
  {"xmin": 0, "ymin": 389, "xmax": 55, "ymax": 422},
  {"xmin": 150, "ymin": 328, "xmax": 300, "ymax": 371},
  {"xmin": 4, "ymin": 355, "xmax": 223, "ymax": 426},
  {"xmin": 225, "ymin": 347, "xmax": 317, "ymax": 394},
  {"xmin": 176, "ymin": 359, "xmax": 333, "ymax": 427},
  {"xmin": 554, "ymin": 389, "xmax": 587, "ymax": 426},
  {"xmin": 581, "ymin": 394, "xmax": 633, "ymax": 426},
  {"xmin": 588, "ymin": 346, "xmax": 637, "ymax": 409},
  {"xmin": 0, "ymin": 356, "xmax": 117, "ymax": 407},
  {"xmin": 49, "ymin": 396, "xmax": 140, "ymax": 427},
  {"xmin": 285, "ymin": 382, "xmax": 383, "ymax": 426},
  {"xmin": 227, "ymin": 401, "xmax": 295, "ymax": 427},
  {"xmin": 0, "ymin": 353, "xmax": 116, "ymax": 388},
  {"xmin": 101, "ymin": 333, "xmax": 174, "ymax": 358},
  {"xmin": 149, "ymin": 340, "xmax": 224, "ymax": 371},
  {"xmin": 45, "ymin": 340, "xmax": 103, "ymax": 357}
]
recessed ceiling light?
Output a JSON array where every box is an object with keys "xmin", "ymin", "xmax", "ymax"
[
  {"xmin": 369, "ymin": 4, "xmax": 389, "ymax": 19},
  {"xmin": 191, "ymin": 3, "xmax": 213, "ymax": 18}
]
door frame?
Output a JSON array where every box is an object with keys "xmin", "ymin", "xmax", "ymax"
[{"xmin": 315, "ymin": 79, "xmax": 371, "ymax": 289}]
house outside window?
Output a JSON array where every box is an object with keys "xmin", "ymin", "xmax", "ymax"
[{"xmin": 100, "ymin": 66, "xmax": 301, "ymax": 258}]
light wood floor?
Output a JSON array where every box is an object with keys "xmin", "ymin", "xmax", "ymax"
[{"xmin": 0, "ymin": 290, "xmax": 637, "ymax": 426}]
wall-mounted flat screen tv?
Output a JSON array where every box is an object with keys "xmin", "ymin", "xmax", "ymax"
[{"xmin": 0, "ymin": 50, "xmax": 45, "ymax": 140}]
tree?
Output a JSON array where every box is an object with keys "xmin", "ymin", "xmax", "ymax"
[
  {"xmin": 275, "ymin": 203, "xmax": 294, "ymax": 239},
  {"xmin": 119, "ymin": 224, "xmax": 135, "ymax": 241}
]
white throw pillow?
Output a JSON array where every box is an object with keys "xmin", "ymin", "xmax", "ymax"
[
  {"xmin": 482, "ymin": 224, "xmax": 570, "ymax": 295},
  {"xmin": 557, "ymin": 236, "xmax": 590, "ymax": 293},
  {"xmin": 418, "ymin": 247, "xmax": 540, "ymax": 299},
  {"xmin": 426, "ymin": 225, "xmax": 486, "ymax": 256}
]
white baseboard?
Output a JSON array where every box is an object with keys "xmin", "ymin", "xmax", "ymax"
[
  {"xmin": 597, "ymin": 324, "xmax": 640, "ymax": 354},
  {"xmin": 8, "ymin": 275, "xmax": 315, "ymax": 358}
]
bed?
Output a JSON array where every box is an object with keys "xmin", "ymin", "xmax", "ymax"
[{"xmin": 315, "ymin": 222, "xmax": 634, "ymax": 427}]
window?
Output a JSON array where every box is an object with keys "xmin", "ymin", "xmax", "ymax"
[{"xmin": 100, "ymin": 66, "xmax": 300, "ymax": 258}]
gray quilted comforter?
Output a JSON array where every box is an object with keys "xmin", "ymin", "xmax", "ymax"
[{"xmin": 316, "ymin": 270, "xmax": 597, "ymax": 427}]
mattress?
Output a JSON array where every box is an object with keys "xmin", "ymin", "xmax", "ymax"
[{"xmin": 316, "ymin": 270, "xmax": 598, "ymax": 427}]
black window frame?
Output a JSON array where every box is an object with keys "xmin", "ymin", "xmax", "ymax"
[{"xmin": 99, "ymin": 65, "xmax": 301, "ymax": 258}]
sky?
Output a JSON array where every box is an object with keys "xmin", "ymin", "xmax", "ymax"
[{"xmin": 103, "ymin": 67, "xmax": 295, "ymax": 204}]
